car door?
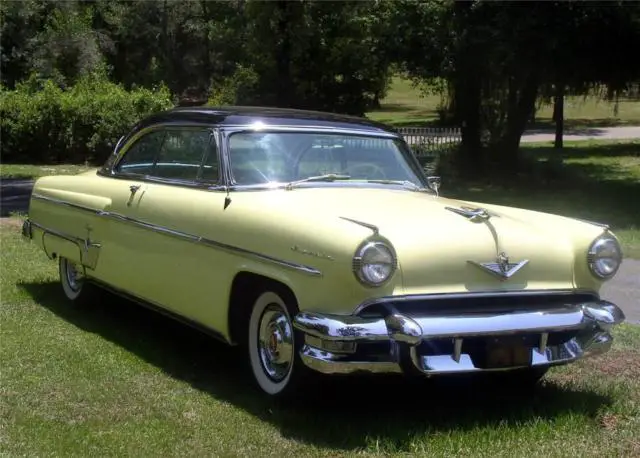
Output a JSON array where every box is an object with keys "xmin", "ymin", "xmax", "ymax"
[
  {"xmin": 107, "ymin": 125, "xmax": 229, "ymax": 328},
  {"xmin": 90, "ymin": 127, "xmax": 167, "ymax": 297}
]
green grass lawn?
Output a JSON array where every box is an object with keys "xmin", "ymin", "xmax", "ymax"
[
  {"xmin": 1, "ymin": 217, "xmax": 639, "ymax": 456},
  {"xmin": 367, "ymin": 76, "xmax": 640, "ymax": 128},
  {"xmin": 444, "ymin": 140, "xmax": 640, "ymax": 259},
  {"xmin": 0, "ymin": 163, "xmax": 95, "ymax": 180}
]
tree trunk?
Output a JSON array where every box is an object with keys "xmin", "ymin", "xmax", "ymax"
[
  {"xmin": 495, "ymin": 72, "xmax": 540, "ymax": 170},
  {"xmin": 553, "ymin": 83, "xmax": 565, "ymax": 149},
  {"xmin": 275, "ymin": 1, "xmax": 293, "ymax": 107}
]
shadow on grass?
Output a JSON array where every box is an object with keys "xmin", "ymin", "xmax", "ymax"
[
  {"xmin": 445, "ymin": 147, "xmax": 640, "ymax": 235},
  {"xmin": 20, "ymin": 281, "xmax": 613, "ymax": 451}
]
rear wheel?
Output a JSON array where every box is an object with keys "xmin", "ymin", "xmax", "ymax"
[
  {"xmin": 247, "ymin": 290, "xmax": 308, "ymax": 398},
  {"xmin": 59, "ymin": 257, "xmax": 99, "ymax": 304}
]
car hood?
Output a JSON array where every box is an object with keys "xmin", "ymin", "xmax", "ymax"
[{"xmin": 261, "ymin": 186, "xmax": 591, "ymax": 294}]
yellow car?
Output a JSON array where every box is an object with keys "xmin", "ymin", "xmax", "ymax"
[{"xmin": 22, "ymin": 106, "xmax": 625, "ymax": 398}]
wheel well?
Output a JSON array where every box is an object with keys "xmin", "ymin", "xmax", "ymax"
[{"xmin": 228, "ymin": 272, "xmax": 298, "ymax": 346}]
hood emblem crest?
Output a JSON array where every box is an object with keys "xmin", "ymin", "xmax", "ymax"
[
  {"xmin": 445, "ymin": 206, "xmax": 493, "ymax": 222},
  {"xmin": 469, "ymin": 252, "xmax": 529, "ymax": 280}
]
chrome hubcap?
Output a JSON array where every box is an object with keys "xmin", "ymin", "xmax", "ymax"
[
  {"xmin": 258, "ymin": 304, "xmax": 294, "ymax": 382},
  {"xmin": 65, "ymin": 261, "xmax": 84, "ymax": 292}
]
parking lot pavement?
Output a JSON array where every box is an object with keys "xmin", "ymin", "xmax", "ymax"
[{"xmin": 600, "ymin": 259, "xmax": 640, "ymax": 325}]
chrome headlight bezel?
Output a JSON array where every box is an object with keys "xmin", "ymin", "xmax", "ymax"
[
  {"xmin": 352, "ymin": 241, "xmax": 398, "ymax": 287},
  {"xmin": 587, "ymin": 234, "xmax": 622, "ymax": 280}
]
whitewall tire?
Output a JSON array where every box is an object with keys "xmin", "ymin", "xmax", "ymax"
[
  {"xmin": 248, "ymin": 290, "xmax": 304, "ymax": 397},
  {"xmin": 59, "ymin": 257, "xmax": 97, "ymax": 304}
]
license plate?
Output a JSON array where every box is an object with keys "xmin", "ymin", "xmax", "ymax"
[{"xmin": 486, "ymin": 341, "xmax": 531, "ymax": 368}]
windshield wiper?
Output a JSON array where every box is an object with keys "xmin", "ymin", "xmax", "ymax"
[
  {"xmin": 365, "ymin": 179, "xmax": 431, "ymax": 192},
  {"xmin": 285, "ymin": 173, "xmax": 352, "ymax": 190}
]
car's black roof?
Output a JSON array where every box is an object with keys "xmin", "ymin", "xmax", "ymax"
[{"xmin": 133, "ymin": 105, "xmax": 399, "ymax": 135}]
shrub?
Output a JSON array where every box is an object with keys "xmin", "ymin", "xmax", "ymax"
[
  {"xmin": 0, "ymin": 74, "xmax": 174, "ymax": 164},
  {"xmin": 207, "ymin": 65, "xmax": 260, "ymax": 106}
]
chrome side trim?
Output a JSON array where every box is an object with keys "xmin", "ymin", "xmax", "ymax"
[
  {"xmin": 105, "ymin": 211, "xmax": 323, "ymax": 277},
  {"xmin": 32, "ymin": 193, "xmax": 99, "ymax": 214},
  {"xmin": 25, "ymin": 219, "xmax": 101, "ymax": 270},
  {"xmin": 31, "ymin": 194, "xmax": 322, "ymax": 277}
]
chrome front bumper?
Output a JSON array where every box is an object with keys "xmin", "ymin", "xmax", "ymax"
[{"xmin": 292, "ymin": 295, "xmax": 625, "ymax": 376}]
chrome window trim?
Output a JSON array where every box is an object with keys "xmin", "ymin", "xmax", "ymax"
[
  {"xmin": 100, "ymin": 120, "xmax": 424, "ymax": 193},
  {"xmin": 99, "ymin": 122, "xmax": 224, "ymax": 189},
  {"xmin": 220, "ymin": 126, "xmax": 429, "ymax": 190},
  {"xmin": 30, "ymin": 194, "xmax": 322, "ymax": 277},
  {"xmin": 221, "ymin": 124, "xmax": 402, "ymax": 138}
]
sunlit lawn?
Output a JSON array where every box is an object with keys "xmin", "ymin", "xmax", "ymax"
[
  {"xmin": 1, "ymin": 207, "xmax": 640, "ymax": 456},
  {"xmin": 367, "ymin": 76, "xmax": 640, "ymax": 128}
]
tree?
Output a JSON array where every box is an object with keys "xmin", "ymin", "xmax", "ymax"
[{"xmin": 393, "ymin": 0, "xmax": 640, "ymax": 174}]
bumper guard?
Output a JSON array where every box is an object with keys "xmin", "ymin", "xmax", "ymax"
[{"xmin": 292, "ymin": 299, "xmax": 625, "ymax": 376}]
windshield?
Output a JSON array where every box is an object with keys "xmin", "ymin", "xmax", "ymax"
[{"xmin": 227, "ymin": 131, "xmax": 427, "ymax": 189}]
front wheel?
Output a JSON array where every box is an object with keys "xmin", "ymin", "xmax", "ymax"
[
  {"xmin": 59, "ymin": 257, "xmax": 99, "ymax": 304},
  {"xmin": 247, "ymin": 290, "xmax": 308, "ymax": 398}
]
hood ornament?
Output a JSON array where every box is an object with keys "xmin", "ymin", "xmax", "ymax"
[
  {"xmin": 426, "ymin": 176, "xmax": 441, "ymax": 197},
  {"xmin": 446, "ymin": 205, "xmax": 493, "ymax": 222},
  {"xmin": 469, "ymin": 252, "xmax": 529, "ymax": 280}
]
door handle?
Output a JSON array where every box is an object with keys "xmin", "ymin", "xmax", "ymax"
[{"xmin": 127, "ymin": 185, "xmax": 141, "ymax": 206}]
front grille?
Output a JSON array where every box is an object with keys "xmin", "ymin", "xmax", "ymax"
[{"xmin": 357, "ymin": 291, "xmax": 598, "ymax": 318}]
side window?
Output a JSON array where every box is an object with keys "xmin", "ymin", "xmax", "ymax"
[
  {"xmin": 200, "ymin": 136, "xmax": 219, "ymax": 182},
  {"xmin": 153, "ymin": 129, "xmax": 214, "ymax": 181},
  {"xmin": 115, "ymin": 131, "xmax": 165, "ymax": 176}
]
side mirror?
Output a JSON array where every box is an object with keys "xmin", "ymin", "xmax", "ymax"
[{"xmin": 426, "ymin": 176, "xmax": 441, "ymax": 196}]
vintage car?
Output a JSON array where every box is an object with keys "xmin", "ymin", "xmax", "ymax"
[{"xmin": 22, "ymin": 106, "xmax": 625, "ymax": 398}]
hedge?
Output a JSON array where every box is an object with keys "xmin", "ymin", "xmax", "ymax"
[{"xmin": 0, "ymin": 76, "xmax": 174, "ymax": 165}]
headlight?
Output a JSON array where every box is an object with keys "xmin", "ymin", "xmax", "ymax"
[
  {"xmin": 587, "ymin": 235, "xmax": 622, "ymax": 279},
  {"xmin": 353, "ymin": 241, "xmax": 397, "ymax": 286}
]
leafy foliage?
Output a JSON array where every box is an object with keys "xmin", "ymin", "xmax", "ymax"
[
  {"xmin": 0, "ymin": 75, "xmax": 173, "ymax": 164},
  {"xmin": 392, "ymin": 0, "xmax": 640, "ymax": 173},
  {"xmin": 1, "ymin": 0, "xmax": 639, "ymax": 169}
]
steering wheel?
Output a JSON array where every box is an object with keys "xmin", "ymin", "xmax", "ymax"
[{"xmin": 347, "ymin": 162, "xmax": 387, "ymax": 180}]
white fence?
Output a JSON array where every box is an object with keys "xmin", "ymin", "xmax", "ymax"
[{"xmin": 397, "ymin": 126, "xmax": 461, "ymax": 157}]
